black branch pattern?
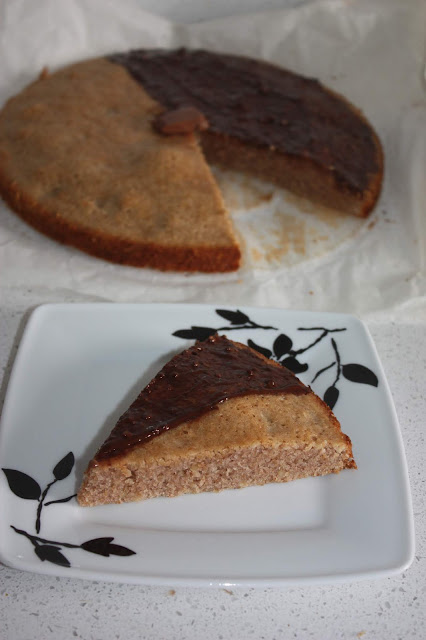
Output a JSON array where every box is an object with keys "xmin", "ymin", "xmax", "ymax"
[
  {"xmin": 173, "ymin": 309, "xmax": 277, "ymax": 341},
  {"xmin": 173, "ymin": 310, "xmax": 379, "ymax": 410},
  {"xmin": 2, "ymin": 453, "xmax": 136, "ymax": 568}
]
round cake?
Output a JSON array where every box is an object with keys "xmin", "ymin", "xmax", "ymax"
[{"xmin": 0, "ymin": 49, "xmax": 383, "ymax": 272}]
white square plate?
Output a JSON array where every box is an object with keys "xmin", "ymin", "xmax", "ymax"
[{"xmin": 0, "ymin": 304, "xmax": 414, "ymax": 586}]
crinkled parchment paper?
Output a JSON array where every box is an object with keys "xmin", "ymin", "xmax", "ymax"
[{"xmin": 0, "ymin": 0, "xmax": 425, "ymax": 321}]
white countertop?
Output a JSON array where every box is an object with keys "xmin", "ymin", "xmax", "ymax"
[{"xmin": 1, "ymin": 0, "xmax": 426, "ymax": 637}]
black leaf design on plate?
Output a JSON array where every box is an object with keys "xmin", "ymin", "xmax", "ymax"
[
  {"xmin": 215, "ymin": 309, "xmax": 249, "ymax": 325},
  {"xmin": 247, "ymin": 339, "xmax": 272, "ymax": 359},
  {"xmin": 35, "ymin": 544, "xmax": 71, "ymax": 567},
  {"xmin": 7, "ymin": 452, "xmax": 137, "ymax": 567},
  {"xmin": 44, "ymin": 494, "xmax": 77, "ymax": 507},
  {"xmin": 172, "ymin": 326, "xmax": 217, "ymax": 341},
  {"xmin": 273, "ymin": 333, "xmax": 293, "ymax": 359},
  {"xmin": 342, "ymin": 364, "xmax": 378, "ymax": 387},
  {"xmin": 80, "ymin": 537, "xmax": 136, "ymax": 557},
  {"xmin": 281, "ymin": 357, "xmax": 308, "ymax": 374},
  {"xmin": 173, "ymin": 309, "xmax": 277, "ymax": 341},
  {"xmin": 2, "ymin": 469, "xmax": 41, "ymax": 500},
  {"xmin": 53, "ymin": 452, "xmax": 75, "ymax": 481},
  {"xmin": 324, "ymin": 386, "xmax": 340, "ymax": 410}
]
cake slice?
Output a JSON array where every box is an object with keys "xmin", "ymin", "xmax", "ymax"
[{"xmin": 78, "ymin": 335, "xmax": 356, "ymax": 506}]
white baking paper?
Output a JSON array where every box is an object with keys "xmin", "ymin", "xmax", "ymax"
[{"xmin": 0, "ymin": 0, "xmax": 425, "ymax": 322}]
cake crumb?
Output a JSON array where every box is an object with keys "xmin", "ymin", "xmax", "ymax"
[
  {"xmin": 38, "ymin": 67, "xmax": 49, "ymax": 80},
  {"xmin": 214, "ymin": 169, "xmax": 274, "ymax": 210},
  {"xmin": 223, "ymin": 589, "xmax": 234, "ymax": 595},
  {"xmin": 251, "ymin": 247, "xmax": 263, "ymax": 263},
  {"xmin": 168, "ymin": 589, "xmax": 176, "ymax": 596},
  {"xmin": 357, "ymin": 632, "xmax": 366, "ymax": 638}
]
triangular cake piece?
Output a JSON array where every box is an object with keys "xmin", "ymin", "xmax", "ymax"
[{"xmin": 78, "ymin": 335, "xmax": 356, "ymax": 506}]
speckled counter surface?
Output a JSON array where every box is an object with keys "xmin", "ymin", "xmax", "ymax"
[{"xmin": 0, "ymin": 297, "xmax": 425, "ymax": 640}]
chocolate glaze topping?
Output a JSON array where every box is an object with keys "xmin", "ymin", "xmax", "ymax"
[
  {"xmin": 110, "ymin": 48, "xmax": 379, "ymax": 194},
  {"xmin": 95, "ymin": 335, "xmax": 308, "ymax": 462}
]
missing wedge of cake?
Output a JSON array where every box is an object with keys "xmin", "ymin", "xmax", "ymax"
[{"xmin": 78, "ymin": 335, "xmax": 356, "ymax": 507}]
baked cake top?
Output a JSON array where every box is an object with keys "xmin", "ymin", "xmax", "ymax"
[{"xmin": 0, "ymin": 57, "xmax": 240, "ymax": 270}]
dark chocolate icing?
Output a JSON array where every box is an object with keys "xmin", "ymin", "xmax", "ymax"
[
  {"xmin": 95, "ymin": 335, "xmax": 308, "ymax": 462},
  {"xmin": 110, "ymin": 48, "xmax": 379, "ymax": 194}
]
